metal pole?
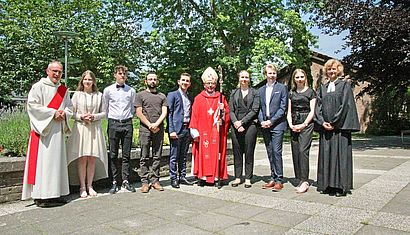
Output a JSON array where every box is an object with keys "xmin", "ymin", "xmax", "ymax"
[{"xmin": 64, "ymin": 38, "xmax": 68, "ymax": 86}]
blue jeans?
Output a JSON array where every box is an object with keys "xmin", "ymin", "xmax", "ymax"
[
  {"xmin": 262, "ymin": 129, "xmax": 285, "ymax": 183},
  {"xmin": 169, "ymin": 127, "xmax": 191, "ymax": 180}
]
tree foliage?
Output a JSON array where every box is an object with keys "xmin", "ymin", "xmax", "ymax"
[
  {"xmin": 0, "ymin": 0, "xmax": 144, "ymax": 100},
  {"xmin": 139, "ymin": 0, "xmax": 317, "ymax": 94},
  {"xmin": 314, "ymin": 0, "xmax": 410, "ymax": 133}
]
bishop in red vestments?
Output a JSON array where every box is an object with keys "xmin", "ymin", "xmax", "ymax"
[{"xmin": 189, "ymin": 67, "xmax": 230, "ymax": 184}]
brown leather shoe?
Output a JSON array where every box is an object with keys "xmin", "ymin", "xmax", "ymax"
[
  {"xmin": 262, "ymin": 181, "xmax": 275, "ymax": 189},
  {"xmin": 273, "ymin": 182, "xmax": 283, "ymax": 191},
  {"xmin": 141, "ymin": 183, "xmax": 150, "ymax": 193},
  {"xmin": 151, "ymin": 182, "xmax": 164, "ymax": 191}
]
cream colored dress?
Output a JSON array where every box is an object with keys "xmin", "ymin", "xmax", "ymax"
[{"xmin": 66, "ymin": 91, "xmax": 108, "ymax": 185}]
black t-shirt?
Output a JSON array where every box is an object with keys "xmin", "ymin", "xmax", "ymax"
[{"xmin": 289, "ymin": 88, "xmax": 316, "ymax": 124}]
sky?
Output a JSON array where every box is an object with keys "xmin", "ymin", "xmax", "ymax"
[{"xmin": 309, "ymin": 26, "xmax": 351, "ymax": 59}]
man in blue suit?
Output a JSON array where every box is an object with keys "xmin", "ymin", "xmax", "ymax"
[
  {"xmin": 258, "ymin": 64, "xmax": 288, "ymax": 191},
  {"xmin": 167, "ymin": 73, "xmax": 196, "ymax": 188}
]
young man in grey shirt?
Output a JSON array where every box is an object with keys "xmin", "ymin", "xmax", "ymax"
[{"xmin": 136, "ymin": 72, "xmax": 168, "ymax": 193}]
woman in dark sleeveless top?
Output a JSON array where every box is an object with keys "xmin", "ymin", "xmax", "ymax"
[{"xmin": 287, "ymin": 69, "xmax": 316, "ymax": 193}]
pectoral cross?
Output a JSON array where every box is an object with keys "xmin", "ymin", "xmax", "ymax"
[{"xmin": 207, "ymin": 107, "xmax": 214, "ymax": 116}]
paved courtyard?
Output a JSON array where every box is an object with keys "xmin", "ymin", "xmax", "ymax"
[{"xmin": 1, "ymin": 136, "xmax": 409, "ymax": 234}]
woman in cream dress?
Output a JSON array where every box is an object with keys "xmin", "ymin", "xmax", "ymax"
[{"xmin": 67, "ymin": 70, "xmax": 108, "ymax": 198}]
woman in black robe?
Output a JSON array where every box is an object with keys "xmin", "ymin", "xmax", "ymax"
[{"xmin": 314, "ymin": 59, "xmax": 360, "ymax": 197}]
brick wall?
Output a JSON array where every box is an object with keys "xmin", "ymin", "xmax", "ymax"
[{"xmin": 0, "ymin": 157, "xmax": 25, "ymax": 203}]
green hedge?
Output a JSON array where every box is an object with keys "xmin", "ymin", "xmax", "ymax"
[
  {"xmin": 0, "ymin": 111, "xmax": 30, "ymax": 157},
  {"xmin": 0, "ymin": 111, "xmax": 169, "ymax": 157}
]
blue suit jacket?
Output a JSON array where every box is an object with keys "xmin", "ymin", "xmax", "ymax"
[
  {"xmin": 167, "ymin": 90, "xmax": 192, "ymax": 135},
  {"xmin": 258, "ymin": 81, "xmax": 288, "ymax": 131}
]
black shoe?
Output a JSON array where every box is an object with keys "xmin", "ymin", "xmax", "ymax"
[
  {"xmin": 197, "ymin": 179, "xmax": 205, "ymax": 187},
  {"xmin": 171, "ymin": 179, "xmax": 180, "ymax": 188},
  {"xmin": 215, "ymin": 180, "xmax": 224, "ymax": 189},
  {"xmin": 122, "ymin": 181, "xmax": 136, "ymax": 193},
  {"xmin": 35, "ymin": 198, "xmax": 65, "ymax": 208},
  {"xmin": 179, "ymin": 177, "xmax": 195, "ymax": 185},
  {"xmin": 319, "ymin": 188, "xmax": 331, "ymax": 194},
  {"xmin": 335, "ymin": 189, "xmax": 347, "ymax": 197},
  {"xmin": 109, "ymin": 182, "xmax": 119, "ymax": 194}
]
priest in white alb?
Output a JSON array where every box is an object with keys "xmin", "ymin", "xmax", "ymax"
[{"xmin": 22, "ymin": 61, "xmax": 73, "ymax": 207}]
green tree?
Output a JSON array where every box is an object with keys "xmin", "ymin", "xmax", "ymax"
[
  {"xmin": 0, "ymin": 0, "xmax": 144, "ymax": 100},
  {"xmin": 314, "ymin": 0, "xmax": 410, "ymax": 133},
  {"xmin": 139, "ymin": 0, "xmax": 317, "ymax": 95}
]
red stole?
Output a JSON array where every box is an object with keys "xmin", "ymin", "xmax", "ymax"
[{"xmin": 26, "ymin": 85, "xmax": 67, "ymax": 185}]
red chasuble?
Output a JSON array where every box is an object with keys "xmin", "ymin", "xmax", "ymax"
[{"xmin": 189, "ymin": 91, "xmax": 230, "ymax": 183}]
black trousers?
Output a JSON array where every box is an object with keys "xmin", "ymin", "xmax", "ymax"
[
  {"xmin": 139, "ymin": 128, "xmax": 164, "ymax": 184},
  {"xmin": 108, "ymin": 119, "xmax": 133, "ymax": 183},
  {"xmin": 290, "ymin": 123, "xmax": 313, "ymax": 182},
  {"xmin": 231, "ymin": 124, "xmax": 257, "ymax": 180}
]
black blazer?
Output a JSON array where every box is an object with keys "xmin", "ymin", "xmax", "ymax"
[{"xmin": 228, "ymin": 87, "xmax": 260, "ymax": 127}]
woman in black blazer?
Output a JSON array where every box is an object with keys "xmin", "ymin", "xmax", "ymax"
[{"xmin": 228, "ymin": 70, "xmax": 260, "ymax": 188}]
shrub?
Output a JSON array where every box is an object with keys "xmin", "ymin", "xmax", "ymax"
[
  {"xmin": 0, "ymin": 111, "xmax": 30, "ymax": 157},
  {"xmin": 1, "ymin": 109, "xmax": 170, "ymax": 157}
]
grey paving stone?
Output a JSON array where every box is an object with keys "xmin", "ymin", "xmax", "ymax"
[
  {"xmin": 285, "ymin": 228, "xmax": 323, "ymax": 235},
  {"xmin": 31, "ymin": 213, "xmax": 101, "ymax": 234},
  {"xmin": 293, "ymin": 190, "xmax": 341, "ymax": 205},
  {"xmin": 369, "ymin": 212, "xmax": 410, "ymax": 232},
  {"xmin": 250, "ymin": 208, "xmax": 310, "ymax": 228},
  {"xmin": 294, "ymin": 215, "xmax": 364, "ymax": 234},
  {"xmin": 275, "ymin": 198, "xmax": 329, "ymax": 215},
  {"xmin": 380, "ymin": 173, "xmax": 410, "ymax": 182},
  {"xmin": 145, "ymin": 221, "xmax": 212, "ymax": 235},
  {"xmin": 0, "ymin": 208, "xmax": 7, "ymax": 216},
  {"xmin": 91, "ymin": 204, "xmax": 144, "ymax": 224},
  {"xmin": 219, "ymin": 220, "xmax": 289, "ymax": 234},
  {"xmin": 71, "ymin": 224, "xmax": 129, "ymax": 234},
  {"xmin": 146, "ymin": 203, "xmax": 201, "ymax": 222},
  {"xmin": 381, "ymin": 201, "xmax": 410, "ymax": 216},
  {"xmin": 206, "ymin": 188, "xmax": 253, "ymax": 202},
  {"xmin": 355, "ymin": 224, "xmax": 410, "ymax": 235},
  {"xmin": 212, "ymin": 202, "xmax": 269, "ymax": 220},
  {"xmin": 236, "ymin": 194, "xmax": 285, "ymax": 209},
  {"xmin": 0, "ymin": 200, "xmax": 35, "ymax": 216},
  {"xmin": 335, "ymin": 192, "xmax": 395, "ymax": 211},
  {"xmin": 360, "ymin": 178, "xmax": 408, "ymax": 194},
  {"xmin": 316, "ymin": 205, "xmax": 377, "ymax": 223},
  {"xmin": 14, "ymin": 207, "xmax": 59, "ymax": 225},
  {"xmin": 353, "ymin": 156, "xmax": 407, "ymax": 171},
  {"xmin": 0, "ymin": 213, "xmax": 23, "ymax": 231},
  {"xmin": 2, "ymin": 223, "xmax": 43, "ymax": 235},
  {"xmin": 351, "ymin": 173, "xmax": 380, "ymax": 188},
  {"xmin": 106, "ymin": 213, "xmax": 171, "ymax": 234},
  {"xmin": 180, "ymin": 211, "xmax": 240, "ymax": 233}
]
